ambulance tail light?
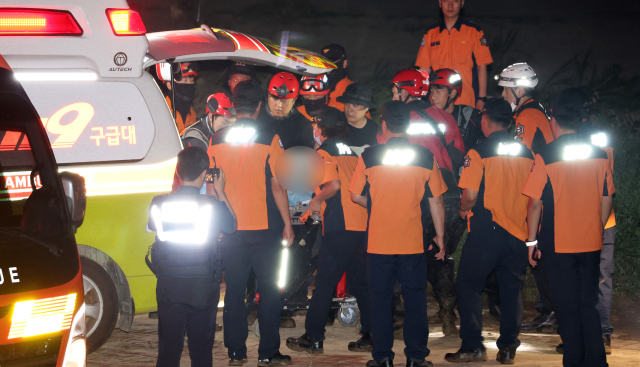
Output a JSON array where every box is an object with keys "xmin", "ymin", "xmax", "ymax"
[
  {"xmin": 0, "ymin": 9, "xmax": 83, "ymax": 36},
  {"xmin": 8, "ymin": 293, "xmax": 77, "ymax": 339},
  {"xmin": 106, "ymin": 9, "xmax": 146, "ymax": 36}
]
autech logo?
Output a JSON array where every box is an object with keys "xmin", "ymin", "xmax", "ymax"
[
  {"xmin": 110, "ymin": 52, "xmax": 132, "ymax": 71},
  {"xmin": 114, "ymin": 52, "xmax": 128, "ymax": 66}
]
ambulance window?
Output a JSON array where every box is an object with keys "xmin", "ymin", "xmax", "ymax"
[
  {"xmin": 20, "ymin": 82, "xmax": 156, "ymax": 164},
  {"xmin": 0, "ymin": 92, "xmax": 39, "ymax": 218}
]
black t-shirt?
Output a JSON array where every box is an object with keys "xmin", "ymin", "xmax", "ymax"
[
  {"xmin": 347, "ymin": 118, "xmax": 378, "ymax": 148},
  {"xmin": 259, "ymin": 105, "xmax": 314, "ymax": 150}
]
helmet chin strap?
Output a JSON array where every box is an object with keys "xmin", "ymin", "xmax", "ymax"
[
  {"xmin": 510, "ymin": 87, "xmax": 522, "ymax": 110},
  {"xmin": 401, "ymin": 90, "xmax": 411, "ymax": 103}
]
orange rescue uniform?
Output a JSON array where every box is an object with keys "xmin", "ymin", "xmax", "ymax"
[
  {"xmin": 415, "ymin": 19, "xmax": 493, "ymax": 107},
  {"xmin": 458, "ymin": 130, "xmax": 534, "ymax": 240},
  {"xmin": 522, "ymin": 133, "xmax": 615, "ymax": 253},
  {"xmin": 349, "ymin": 137, "xmax": 448, "ymax": 254},
  {"xmin": 165, "ymin": 96, "xmax": 197, "ymax": 133},
  {"xmin": 208, "ymin": 118, "xmax": 284, "ymax": 231},
  {"xmin": 514, "ymin": 99, "xmax": 554, "ymax": 153},
  {"xmin": 316, "ymin": 137, "xmax": 368, "ymax": 234}
]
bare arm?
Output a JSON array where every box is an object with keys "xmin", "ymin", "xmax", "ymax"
[
  {"xmin": 459, "ymin": 188, "xmax": 478, "ymax": 218},
  {"xmin": 351, "ymin": 193, "xmax": 368, "ymax": 208},
  {"xmin": 602, "ymin": 196, "xmax": 613, "ymax": 227},
  {"xmin": 428, "ymin": 195, "xmax": 446, "ymax": 261},
  {"xmin": 271, "ymin": 177, "xmax": 294, "ymax": 247},
  {"xmin": 309, "ymin": 180, "xmax": 340, "ymax": 216},
  {"xmin": 526, "ymin": 197, "xmax": 543, "ymax": 267},
  {"xmin": 476, "ymin": 64, "xmax": 488, "ymax": 110}
]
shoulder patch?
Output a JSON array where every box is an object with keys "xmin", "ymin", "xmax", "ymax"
[
  {"xmin": 464, "ymin": 156, "xmax": 471, "ymax": 168},
  {"xmin": 279, "ymin": 138, "xmax": 284, "ymax": 149},
  {"xmin": 421, "ymin": 38, "xmax": 425, "ymax": 47},
  {"xmin": 480, "ymin": 37, "xmax": 488, "ymax": 46},
  {"xmin": 530, "ymin": 160, "xmax": 535, "ymax": 172},
  {"xmin": 515, "ymin": 123, "xmax": 524, "ymax": 140}
]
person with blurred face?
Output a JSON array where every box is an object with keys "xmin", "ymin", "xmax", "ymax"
[
  {"xmin": 227, "ymin": 62, "xmax": 257, "ymax": 93},
  {"xmin": 336, "ymin": 83, "xmax": 379, "ymax": 152},
  {"xmin": 415, "ymin": 0, "xmax": 493, "ymax": 110},
  {"xmin": 156, "ymin": 62, "xmax": 199, "ymax": 132}
]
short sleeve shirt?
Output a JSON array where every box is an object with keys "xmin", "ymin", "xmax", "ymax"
[
  {"xmin": 415, "ymin": 19, "xmax": 493, "ymax": 107},
  {"xmin": 514, "ymin": 99, "xmax": 554, "ymax": 153},
  {"xmin": 208, "ymin": 118, "xmax": 285, "ymax": 231},
  {"xmin": 349, "ymin": 137, "xmax": 448, "ymax": 254},
  {"xmin": 458, "ymin": 131, "xmax": 534, "ymax": 240},
  {"xmin": 316, "ymin": 138, "xmax": 368, "ymax": 233},
  {"xmin": 522, "ymin": 133, "xmax": 615, "ymax": 253}
]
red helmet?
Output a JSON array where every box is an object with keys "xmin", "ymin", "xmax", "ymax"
[
  {"xmin": 206, "ymin": 93, "xmax": 232, "ymax": 117},
  {"xmin": 268, "ymin": 72, "xmax": 299, "ymax": 99},
  {"xmin": 392, "ymin": 69, "xmax": 429, "ymax": 97},
  {"xmin": 429, "ymin": 68, "xmax": 462, "ymax": 96},
  {"xmin": 155, "ymin": 62, "xmax": 198, "ymax": 82},
  {"xmin": 300, "ymin": 74, "xmax": 330, "ymax": 96}
]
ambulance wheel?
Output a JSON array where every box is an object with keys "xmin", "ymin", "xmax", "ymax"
[
  {"xmin": 253, "ymin": 319, "xmax": 261, "ymax": 338},
  {"xmin": 337, "ymin": 305, "xmax": 359, "ymax": 327},
  {"xmin": 82, "ymin": 258, "xmax": 118, "ymax": 354}
]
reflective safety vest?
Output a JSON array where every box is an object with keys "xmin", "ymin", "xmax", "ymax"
[{"xmin": 147, "ymin": 195, "xmax": 221, "ymax": 279}]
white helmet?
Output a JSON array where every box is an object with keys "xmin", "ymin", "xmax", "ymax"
[{"xmin": 497, "ymin": 63, "xmax": 538, "ymax": 89}]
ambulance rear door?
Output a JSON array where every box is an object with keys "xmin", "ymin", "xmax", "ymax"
[{"xmin": 145, "ymin": 25, "xmax": 336, "ymax": 76}]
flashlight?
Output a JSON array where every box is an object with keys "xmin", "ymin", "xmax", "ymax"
[{"xmin": 278, "ymin": 240, "xmax": 288, "ymax": 291}]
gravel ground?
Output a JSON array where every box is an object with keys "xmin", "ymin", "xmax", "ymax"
[{"xmin": 88, "ymin": 288, "xmax": 640, "ymax": 367}]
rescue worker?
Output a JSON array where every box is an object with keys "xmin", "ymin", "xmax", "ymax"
[
  {"xmin": 320, "ymin": 43, "xmax": 353, "ymax": 111},
  {"xmin": 391, "ymin": 69, "xmax": 465, "ymax": 171},
  {"xmin": 445, "ymin": 98, "xmax": 533, "ymax": 364},
  {"xmin": 297, "ymin": 74, "xmax": 331, "ymax": 122},
  {"xmin": 227, "ymin": 62, "xmax": 257, "ymax": 93},
  {"xmin": 523, "ymin": 89, "xmax": 614, "ymax": 367},
  {"xmin": 389, "ymin": 68, "xmax": 461, "ymax": 336},
  {"xmin": 498, "ymin": 63, "xmax": 558, "ymax": 334},
  {"xmin": 415, "ymin": 0, "xmax": 492, "ymax": 109},
  {"xmin": 429, "ymin": 68, "xmax": 483, "ymax": 151},
  {"xmin": 350, "ymin": 101, "xmax": 448, "ymax": 367},
  {"xmin": 181, "ymin": 93, "xmax": 234, "ymax": 151},
  {"xmin": 210, "ymin": 80, "xmax": 295, "ymax": 366},
  {"xmin": 147, "ymin": 146, "xmax": 236, "ymax": 367},
  {"xmin": 498, "ymin": 63, "xmax": 554, "ymax": 153},
  {"xmin": 259, "ymin": 71, "xmax": 314, "ymax": 149},
  {"xmin": 574, "ymin": 89, "xmax": 616, "ymax": 355},
  {"xmin": 156, "ymin": 62, "xmax": 199, "ymax": 132},
  {"xmin": 552, "ymin": 89, "xmax": 617, "ymax": 355},
  {"xmin": 286, "ymin": 107, "xmax": 373, "ymax": 354},
  {"xmin": 429, "ymin": 68, "xmax": 502, "ymax": 321},
  {"xmin": 337, "ymin": 83, "xmax": 379, "ymax": 152}
]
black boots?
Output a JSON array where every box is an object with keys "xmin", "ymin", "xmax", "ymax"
[
  {"xmin": 496, "ymin": 347, "xmax": 517, "ymax": 364},
  {"xmin": 285, "ymin": 333, "xmax": 324, "ymax": 354},
  {"xmin": 257, "ymin": 352, "xmax": 292, "ymax": 366},
  {"xmin": 444, "ymin": 347, "xmax": 488, "ymax": 363},
  {"xmin": 348, "ymin": 332, "xmax": 374, "ymax": 352}
]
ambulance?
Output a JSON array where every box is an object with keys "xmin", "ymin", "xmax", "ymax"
[
  {"xmin": 0, "ymin": 58, "xmax": 87, "ymax": 366},
  {"xmin": 0, "ymin": 0, "xmax": 335, "ymax": 352}
]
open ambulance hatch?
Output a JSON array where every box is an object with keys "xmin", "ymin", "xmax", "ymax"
[{"xmin": 145, "ymin": 25, "xmax": 336, "ymax": 76}]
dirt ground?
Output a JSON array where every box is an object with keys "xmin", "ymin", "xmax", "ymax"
[{"xmin": 88, "ymin": 287, "xmax": 640, "ymax": 367}]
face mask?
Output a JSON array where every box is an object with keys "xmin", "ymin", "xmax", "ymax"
[
  {"xmin": 303, "ymin": 97, "xmax": 328, "ymax": 117},
  {"xmin": 174, "ymin": 83, "xmax": 196, "ymax": 101}
]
